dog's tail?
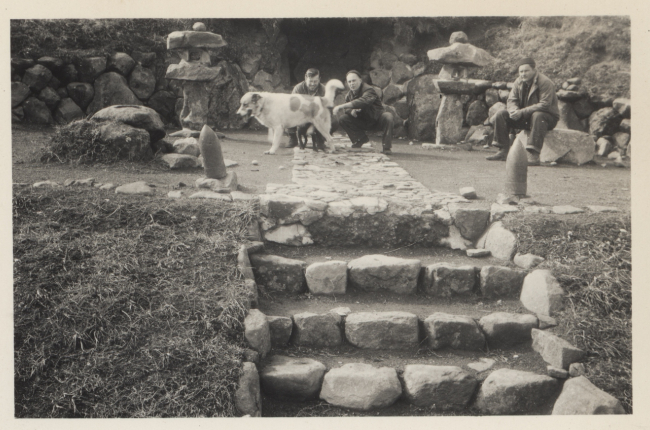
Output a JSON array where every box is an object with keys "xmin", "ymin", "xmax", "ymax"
[{"xmin": 323, "ymin": 79, "xmax": 345, "ymax": 108}]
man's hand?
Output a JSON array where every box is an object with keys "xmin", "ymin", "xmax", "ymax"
[
  {"xmin": 333, "ymin": 105, "xmax": 343, "ymax": 116},
  {"xmin": 350, "ymin": 109, "xmax": 360, "ymax": 117},
  {"xmin": 509, "ymin": 109, "xmax": 523, "ymax": 121}
]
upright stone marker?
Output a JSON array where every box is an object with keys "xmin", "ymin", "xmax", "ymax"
[{"xmin": 198, "ymin": 124, "xmax": 227, "ymax": 179}]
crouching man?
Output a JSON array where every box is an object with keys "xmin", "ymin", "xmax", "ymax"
[
  {"xmin": 333, "ymin": 70, "xmax": 394, "ymax": 155},
  {"xmin": 486, "ymin": 57, "xmax": 559, "ymax": 166}
]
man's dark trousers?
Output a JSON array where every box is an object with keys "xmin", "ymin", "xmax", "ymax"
[
  {"xmin": 339, "ymin": 112, "xmax": 394, "ymax": 149},
  {"xmin": 494, "ymin": 110, "xmax": 558, "ymax": 153}
]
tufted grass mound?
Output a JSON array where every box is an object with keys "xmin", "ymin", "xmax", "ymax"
[
  {"xmin": 13, "ymin": 187, "xmax": 256, "ymax": 417},
  {"xmin": 40, "ymin": 120, "xmax": 119, "ymax": 164},
  {"xmin": 504, "ymin": 212, "xmax": 631, "ymax": 412}
]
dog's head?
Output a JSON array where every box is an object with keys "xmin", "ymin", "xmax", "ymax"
[{"xmin": 237, "ymin": 92, "xmax": 264, "ymax": 121}]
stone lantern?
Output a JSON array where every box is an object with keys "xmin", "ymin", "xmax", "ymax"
[
  {"xmin": 427, "ymin": 31, "xmax": 494, "ymax": 144},
  {"xmin": 166, "ymin": 22, "xmax": 227, "ymax": 136}
]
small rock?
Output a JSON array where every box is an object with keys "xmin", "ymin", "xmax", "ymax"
[
  {"xmin": 33, "ymin": 180, "xmax": 60, "ymax": 188},
  {"xmin": 466, "ymin": 249, "xmax": 491, "ymax": 258},
  {"xmin": 188, "ymin": 191, "xmax": 233, "ymax": 201},
  {"xmin": 477, "ymin": 221, "xmax": 517, "ymax": 261},
  {"xmin": 459, "ymin": 187, "xmax": 477, "ymax": 199},
  {"xmin": 115, "ymin": 181, "xmax": 154, "ymax": 196},
  {"xmin": 552, "ymin": 205, "xmax": 584, "ymax": 214},
  {"xmin": 547, "ymin": 366, "xmax": 569, "ymax": 379},
  {"xmin": 478, "ymin": 312, "xmax": 538, "ymax": 348},
  {"xmin": 496, "ymin": 193, "xmax": 518, "ymax": 205},
  {"xmin": 225, "ymin": 159, "xmax": 238, "ymax": 167},
  {"xmin": 490, "ymin": 203, "xmax": 519, "ymax": 221},
  {"xmin": 586, "ymin": 205, "xmax": 620, "ymax": 213},
  {"xmin": 466, "ymin": 358, "xmax": 496, "ymax": 373},
  {"xmin": 167, "ymin": 190, "xmax": 183, "ymax": 198},
  {"xmin": 537, "ymin": 314, "xmax": 558, "ymax": 329},
  {"xmin": 235, "ymin": 362, "xmax": 262, "ymax": 417},
  {"xmin": 252, "ymin": 160, "xmax": 259, "ymax": 165},
  {"xmin": 161, "ymin": 153, "xmax": 199, "ymax": 169},
  {"xmin": 479, "ymin": 266, "xmax": 527, "ymax": 298},
  {"xmin": 513, "ymin": 253, "xmax": 545, "ymax": 269},
  {"xmin": 569, "ymin": 362, "xmax": 586, "ymax": 377},
  {"xmin": 99, "ymin": 183, "xmax": 116, "ymax": 190},
  {"xmin": 329, "ymin": 307, "xmax": 352, "ymax": 317}
]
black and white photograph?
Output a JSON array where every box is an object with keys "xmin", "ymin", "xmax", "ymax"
[{"xmin": 4, "ymin": 0, "xmax": 646, "ymax": 427}]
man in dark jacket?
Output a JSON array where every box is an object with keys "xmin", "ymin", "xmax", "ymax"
[
  {"xmin": 333, "ymin": 70, "xmax": 394, "ymax": 154},
  {"xmin": 287, "ymin": 68, "xmax": 325, "ymax": 148},
  {"xmin": 486, "ymin": 57, "xmax": 560, "ymax": 165}
]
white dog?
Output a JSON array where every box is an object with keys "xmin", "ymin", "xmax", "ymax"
[{"xmin": 237, "ymin": 79, "xmax": 344, "ymax": 154}]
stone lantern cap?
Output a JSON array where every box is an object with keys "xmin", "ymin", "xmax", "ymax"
[
  {"xmin": 166, "ymin": 60, "xmax": 223, "ymax": 82},
  {"xmin": 167, "ymin": 30, "xmax": 227, "ymax": 50},
  {"xmin": 427, "ymin": 42, "xmax": 494, "ymax": 68}
]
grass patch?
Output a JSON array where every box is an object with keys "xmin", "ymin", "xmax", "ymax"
[
  {"xmin": 40, "ymin": 120, "xmax": 123, "ymax": 165},
  {"xmin": 13, "ymin": 187, "xmax": 257, "ymax": 417},
  {"xmin": 503, "ymin": 212, "xmax": 631, "ymax": 412}
]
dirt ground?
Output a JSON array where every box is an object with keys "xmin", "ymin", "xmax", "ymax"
[{"xmin": 13, "ymin": 124, "xmax": 631, "ymax": 210}]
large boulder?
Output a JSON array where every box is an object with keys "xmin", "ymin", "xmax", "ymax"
[
  {"xmin": 345, "ymin": 311, "xmax": 419, "ymax": 350},
  {"xmin": 292, "ymin": 312, "xmax": 342, "ymax": 347},
  {"xmin": 466, "ymin": 100, "xmax": 489, "ymax": 126},
  {"xmin": 90, "ymin": 105, "xmax": 166, "ymax": 142},
  {"xmin": 406, "ymin": 75, "xmax": 442, "ymax": 141},
  {"xmin": 369, "ymin": 69, "xmax": 391, "ymax": 89},
  {"xmin": 22, "ymin": 97, "xmax": 54, "ymax": 124},
  {"xmin": 235, "ymin": 362, "xmax": 262, "ymax": 417},
  {"xmin": 76, "ymin": 56, "xmax": 107, "ymax": 83},
  {"xmin": 422, "ymin": 263, "xmax": 477, "ymax": 297},
  {"xmin": 382, "ymin": 84, "xmax": 403, "ymax": 105},
  {"xmin": 390, "ymin": 61, "xmax": 413, "ymax": 84},
  {"xmin": 403, "ymin": 365, "xmax": 478, "ymax": 410},
  {"xmin": 478, "ymin": 312, "xmax": 538, "ymax": 348},
  {"xmin": 423, "ymin": 312, "xmax": 485, "ymax": 350},
  {"xmin": 54, "ymin": 98, "xmax": 84, "ymax": 125},
  {"xmin": 206, "ymin": 60, "xmax": 251, "ymax": 130},
  {"xmin": 552, "ymin": 376, "xmax": 625, "ymax": 415},
  {"xmin": 484, "ymin": 88, "xmax": 500, "ymax": 107},
  {"xmin": 129, "ymin": 64, "xmax": 156, "ymax": 100},
  {"xmin": 107, "ymin": 52, "xmax": 136, "ymax": 76},
  {"xmin": 305, "ymin": 261, "xmax": 347, "ymax": 295},
  {"xmin": 249, "ymin": 254, "xmax": 307, "ymax": 294},
  {"xmin": 97, "ymin": 121, "xmax": 153, "ymax": 161},
  {"xmin": 320, "ymin": 363, "xmax": 402, "ymax": 410},
  {"xmin": 87, "ymin": 72, "xmax": 143, "ymax": 115},
  {"xmin": 476, "ymin": 368, "xmax": 560, "ymax": 414},
  {"xmin": 66, "ymin": 82, "xmax": 95, "ymax": 110},
  {"xmin": 146, "ymin": 90, "xmax": 178, "ymax": 123},
  {"xmin": 11, "ymin": 82, "xmax": 31, "ymax": 108},
  {"xmin": 612, "ymin": 98, "xmax": 630, "ymax": 118},
  {"xmin": 22, "ymin": 64, "xmax": 53, "ymax": 92},
  {"xmin": 531, "ymin": 329, "xmax": 586, "ymax": 370},
  {"xmin": 479, "ymin": 266, "xmax": 527, "ymax": 298},
  {"xmin": 60, "ymin": 64, "xmax": 79, "ymax": 84},
  {"xmin": 244, "ymin": 309, "xmax": 271, "ymax": 358},
  {"xmin": 539, "ymin": 129, "xmax": 596, "ymax": 165},
  {"xmin": 589, "ymin": 107, "xmax": 622, "ymax": 138},
  {"xmin": 520, "ymin": 270, "xmax": 564, "ymax": 316},
  {"xmin": 37, "ymin": 87, "xmax": 61, "ymax": 110},
  {"xmin": 260, "ymin": 356, "xmax": 326, "ymax": 401},
  {"xmin": 347, "ymin": 255, "xmax": 421, "ymax": 294}
]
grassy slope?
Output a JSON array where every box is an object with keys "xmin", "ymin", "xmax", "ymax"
[
  {"xmin": 13, "ymin": 188, "xmax": 256, "ymax": 417},
  {"xmin": 504, "ymin": 212, "xmax": 632, "ymax": 412}
]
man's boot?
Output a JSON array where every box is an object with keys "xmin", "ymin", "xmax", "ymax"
[
  {"xmin": 526, "ymin": 149, "xmax": 540, "ymax": 166},
  {"xmin": 486, "ymin": 145, "xmax": 509, "ymax": 161},
  {"xmin": 287, "ymin": 133, "xmax": 299, "ymax": 148}
]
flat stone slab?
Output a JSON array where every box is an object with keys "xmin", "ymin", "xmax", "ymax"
[
  {"xmin": 320, "ymin": 363, "xmax": 402, "ymax": 410},
  {"xmin": 292, "ymin": 312, "xmax": 342, "ymax": 347},
  {"xmin": 249, "ymin": 254, "xmax": 307, "ymax": 294},
  {"xmin": 476, "ymin": 368, "xmax": 560, "ymax": 415},
  {"xmin": 347, "ymin": 255, "xmax": 421, "ymax": 294},
  {"xmin": 531, "ymin": 329, "xmax": 586, "ymax": 370},
  {"xmin": 115, "ymin": 181, "xmax": 154, "ymax": 196},
  {"xmin": 403, "ymin": 365, "xmax": 478, "ymax": 410},
  {"xmin": 305, "ymin": 260, "xmax": 347, "ymax": 295},
  {"xmin": 552, "ymin": 376, "xmax": 625, "ymax": 414},
  {"xmin": 478, "ymin": 312, "xmax": 538, "ymax": 348},
  {"xmin": 423, "ymin": 312, "xmax": 485, "ymax": 350},
  {"xmin": 422, "ymin": 263, "xmax": 476, "ymax": 297},
  {"xmin": 466, "ymin": 357, "xmax": 496, "ymax": 373},
  {"xmin": 345, "ymin": 311, "xmax": 419, "ymax": 350},
  {"xmin": 188, "ymin": 190, "xmax": 232, "ymax": 201},
  {"xmin": 260, "ymin": 356, "xmax": 326, "ymax": 401},
  {"xmin": 167, "ymin": 30, "xmax": 227, "ymax": 50}
]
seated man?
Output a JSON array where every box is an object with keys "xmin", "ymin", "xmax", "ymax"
[
  {"xmin": 486, "ymin": 57, "xmax": 559, "ymax": 166},
  {"xmin": 332, "ymin": 70, "xmax": 394, "ymax": 155},
  {"xmin": 287, "ymin": 68, "xmax": 337, "ymax": 149}
]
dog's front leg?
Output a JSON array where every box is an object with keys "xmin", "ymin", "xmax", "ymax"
[
  {"xmin": 265, "ymin": 126, "xmax": 284, "ymax": 155},
  {"xmin": 312, "ymin": 120, "xmax": 334, "ymax": 153}
]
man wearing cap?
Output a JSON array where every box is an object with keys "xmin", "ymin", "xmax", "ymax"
[
  {"xmin": 333, "ymin": 70, "xmax": 394, "ymax": 155},
  {"xmin": 486, "ymin": 57, "xmax": 559, "ymax": 165},
  {"xmin": 286, "ymin": 68, "xmax": 336, "ymax": 149}
]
